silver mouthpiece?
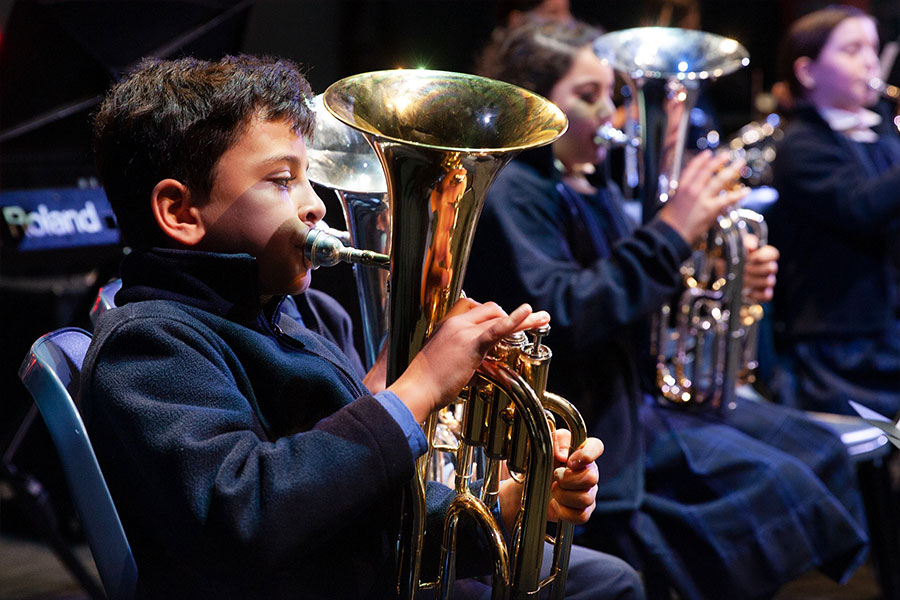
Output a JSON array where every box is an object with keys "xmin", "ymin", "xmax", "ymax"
[
  {"xmin": 594, "ymin": 123, "xmax": 641, "ymax": 148},
  {"xmin": 869, "ymin": 77, "xmax": 900, "ymax": 99},
  {"xmin": 312, "ymin": 220, "xmax": 352, "ymax": 245},
  {"xmin": 304, "ymin": 227, "xmax": 390, "ymax": 270}
]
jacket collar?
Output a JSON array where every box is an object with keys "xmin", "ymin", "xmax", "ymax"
[
  {"xmin": 817, "ymin": 105, "xmax": 882, "ymax": 142},
  {"xmin": 115, "ymin": 247, "xmax": 272, "ymax": 322},
  {"xmin": 515, "ymin": 144, "xmax": 559, "ymax": 180}
]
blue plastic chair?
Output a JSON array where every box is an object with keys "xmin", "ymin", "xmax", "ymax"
[
  {"xmin": 18, "ymin": 327, "xmax": 138, "ymax": 600},
  {"xmin": 89, "ymin": 278, "xmax": 123, "ymax": 327}
]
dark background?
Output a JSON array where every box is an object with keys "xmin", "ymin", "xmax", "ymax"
[{"xmin": 0, "ymin": 0, "xmax": 898, "ymax": 536}]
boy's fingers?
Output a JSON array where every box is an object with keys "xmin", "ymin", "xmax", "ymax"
[
  {"xmin": 489, "ymin": 305, "xmax": 549, "ymax": 338},
  {"xmin": 554, "ymin": 464, "xmax": 599, "ymax": 490},
  {"xmin": 516, "ymin": 311, "xmax": 550, "ymax": 331},
  {"xmin": 745, "ymin": 272, "xmax": 777, "ymax": 289},
  {"xmin": 745, "ymin": 262, "xmax": 777, "ymax": 278},
  {"xmin": 696, "ymin": 152, "xmax": 733, "ymax": 189},
  {"xmin": 444, "ymin": 296, "xmax": 480, "ymax": 319},
  {"xmin": 549, "ymin": 488, "xmax": 597, "ymax": 523},
  {"xmin": 453, "ymin": 300, "xmax": 508, "ymax": 324},
  {"xmin": 506, "ymin": 303, "xmax": 532, "ymax": 323},
  {"xmin": 483, "ymin": 304, "xmax": 529, "ymax": 337},
  {"xmin": 568, "ymin": 437, "xmax": 604, "ymax": 469},
  {"xmin": 703, "ymin": 158, "xmax": 744, "ymax": 196},
  {"xmin": 749, "ymin": 245, "xmax": 780, "ymax": 263},
  {"xmin": 711, "ymin": 186, "xmax": 748, "ymax": 214},
  {"xmin": 551, "ymin": 483, "xmax": 596, "ymax": 505},
  {"xmin": 747, "ymin": 287, "xmax": 774, "ymax": 302},
  {"xmin": 553, "ymin": 429, "xmax": 573, "ymax": 463},
  {"xmin": 679, "ymin": 149, "xmax": 713, "ymax": 185},
  {"xmin": 742, "ymin": 232, "xmax": 760, "ymax": 252}
]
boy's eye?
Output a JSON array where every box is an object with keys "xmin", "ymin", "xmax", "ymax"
[{"xmin": 272, "ymin": 176, "xmax": 295, "ymax": 189}]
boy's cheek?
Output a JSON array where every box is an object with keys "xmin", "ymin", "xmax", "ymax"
[{"xmin": 287, "ymin": 269, "xmax": 313, "ymax": 295}]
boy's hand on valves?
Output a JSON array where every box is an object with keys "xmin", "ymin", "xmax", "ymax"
[
  {"xmin": 547, "ymin": 428, "xmax": 603, "ymax": 525},
  {"xmin": 660, "ymin": 151, "xmax": 749, "ymax": 245},
  {"xmin": 389, "ymin": 298, "xmax": 550, "ymax": 423}
]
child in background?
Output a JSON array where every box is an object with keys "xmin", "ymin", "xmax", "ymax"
[{"xmin": 768, "ymin": 5, "xmax": 900, "ymax": 418}]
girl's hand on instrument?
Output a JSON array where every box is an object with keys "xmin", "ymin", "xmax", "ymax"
[
  {"xmin": 388, "ymin": 298, "xmax": 550, "ymax": 423},
  {"xmin": 547, "ymin": 429, "xmax": 602, "ymax": 524},
  {"xmin": 659, "ymin": 150, "xmax": 749, "ymax": 245},
  {"xmin": 743, "ymin": 233, "xmax": 779, "ymax": 302}
]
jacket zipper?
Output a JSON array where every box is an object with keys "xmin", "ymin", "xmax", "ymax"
[{"xmin": 264, "ymin": 314, "xmax": 368, "ymax": 399}]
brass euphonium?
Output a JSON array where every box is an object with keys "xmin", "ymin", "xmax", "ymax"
[
  {"xmin": 593, "ymin": 27, "xmax": 764, "ymax": 408},
  {"xmin": 321, "ymin": 69, "xmax": 581, "ymax": 599},
  {"xmin": 307, "ymin": 94, "xmax": 464, "ymax": 487},
  {"xmin": 307, "ymin": 93, "xmax": 458, "ymax": 487}
]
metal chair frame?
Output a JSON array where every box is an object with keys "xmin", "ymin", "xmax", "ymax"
[{"xmin": 18, "ymin": 327, "xmax": 137, "ymax": 600}]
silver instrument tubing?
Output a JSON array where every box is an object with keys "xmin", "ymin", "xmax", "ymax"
[{"xmin": 307, "ymin": 93, "xmax": 391, "ymax": 368}]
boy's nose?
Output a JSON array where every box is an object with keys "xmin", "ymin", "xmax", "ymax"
[{"xmin": 300, "ymin": 189, "xmax": 327, "ymax": 225}]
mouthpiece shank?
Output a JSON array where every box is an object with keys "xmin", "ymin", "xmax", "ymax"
[
  {"xmin": 594, "ymin": 123, "xmax": 641, "ymax": 148},
  {"xmin": 304, "ymin": 227, "xmax": 390, "ymax": 270},
  {"xmin": 312, "ymin": 221, "xmax": 352, "ymax": 245}
]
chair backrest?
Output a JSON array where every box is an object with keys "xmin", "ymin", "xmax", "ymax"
[
  {"xmin": 18, "ymin": 327, "xmax": 138, "ymax": 600},
  {"xmin": 90, "ymin": 278, "xmax": 123, "ymax": 327}
]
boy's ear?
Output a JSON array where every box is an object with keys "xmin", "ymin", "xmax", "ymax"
[
  {"xmin": 793, "ymin": 57, "xmax": 815, "ymax": 91},
  {"xmin": 151, "ymin": 179, "xmax": 205, "ymax": 246}
]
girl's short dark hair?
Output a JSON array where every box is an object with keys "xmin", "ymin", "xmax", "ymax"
[
  {"xmin": 777, "ymin": 5, "xmax": 872, "ymax": 101},
  {"xmin": 475, "ymin": 19, "xmax": 603, "ymax": 98},
  {"xmin": 93, "ymin": 55, "xmax": 314, "ymax": 249}
]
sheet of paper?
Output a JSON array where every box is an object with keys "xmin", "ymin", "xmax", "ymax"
[{"xmin": 849, "ymin": 400, "xmax": 900, "ymax": 448}]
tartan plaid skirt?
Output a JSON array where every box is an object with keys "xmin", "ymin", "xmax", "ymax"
[{"xmin": 587, "ymin": 397, "xmax": 870, "ymax": 600}]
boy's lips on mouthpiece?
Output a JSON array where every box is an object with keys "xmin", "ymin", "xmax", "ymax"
[{"xmin": 296, "ymin": 243, "xmax": 311, "ymax": 269}]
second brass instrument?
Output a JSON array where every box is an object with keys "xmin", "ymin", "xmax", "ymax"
[
  {"xmin": 593, "ymin": 27, "xmax": 763, "ymax": 408},
  {"xmin": 306, "ymin": 93, "xmax": 390, "ymax": 368}
]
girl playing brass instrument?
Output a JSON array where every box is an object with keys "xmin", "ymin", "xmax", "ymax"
[
  {"xmin": 768, "ymin": 5, "xmax": 900, "ymax": 418},
  {"xmin": 466, "ymin": 18, "xmax": 869, "ymax": 600}
]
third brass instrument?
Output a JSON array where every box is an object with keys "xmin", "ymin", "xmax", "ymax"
[
  {"xmin": 320, "ymin": 69, "xmax": 582, "ymax": 599},
  {"xmin": 593, "ymin": 27, "xmax": 764, "ymax": 408},
  {"xmin": 307, "ymin": 93, "xmax": 390, "ymax": 368}
]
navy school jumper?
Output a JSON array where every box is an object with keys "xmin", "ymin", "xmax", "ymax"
[
  {"xmin": 768, "ymin": 102, "xmax": 900, "ymax": 417},
  {"xmin": 79, "ymin": 248, "xmax": 495, "ymax": 598}
]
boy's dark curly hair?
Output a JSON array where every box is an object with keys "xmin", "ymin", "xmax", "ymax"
[{"xmin": 93, "ymin": 55, "xmax": 314, "ymax": 249}]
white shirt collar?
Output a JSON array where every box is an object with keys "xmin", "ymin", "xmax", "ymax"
[{"xmin": 817, "ymin": 106, "xmax": 882, "ymax": 142}]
